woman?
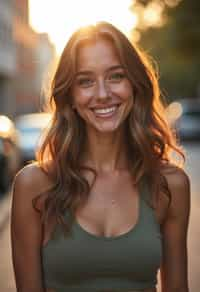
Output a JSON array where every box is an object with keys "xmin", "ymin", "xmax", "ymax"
[{"xmin": 11, "ymin": 22, "xmax": 190, "ymax": 292}]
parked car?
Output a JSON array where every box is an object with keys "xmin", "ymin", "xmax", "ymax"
[
  {"xmin": 166, "ymin": 98, "xmax": 200, "ymax": 141},
  {"xmin": 15, "ymin": 112, "xmax": 52, "ymax": 165},
  {"xmin": 0, "ymin": 115, "xmax": 21, "ymax": 195}
]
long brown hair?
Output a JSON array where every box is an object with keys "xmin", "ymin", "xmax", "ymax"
[{"xmin": 34, "ymin": 21, "xmax": 184, "ymax": 233}]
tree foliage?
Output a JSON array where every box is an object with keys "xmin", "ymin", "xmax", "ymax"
[{"xmin": 131, "ymin": 0, "xmax": 200, "ymax": 100}]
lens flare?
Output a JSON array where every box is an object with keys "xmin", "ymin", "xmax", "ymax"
[{"xmin": 29, "ymin": 0, "xmax": 138, "ymax": 55}]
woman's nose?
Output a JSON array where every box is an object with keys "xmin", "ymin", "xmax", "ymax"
[{"xmin": 96, "ymin": 80, "xmax": 109, "ymax": 100}]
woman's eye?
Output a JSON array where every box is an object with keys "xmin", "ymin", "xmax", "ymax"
[
  {"xmin": 108, "ymin": 72, "xmax": 125, "ymax": 81},
  {"xmin": 77, "ymin": 78, "xmax": 93, "ymax": 87}
]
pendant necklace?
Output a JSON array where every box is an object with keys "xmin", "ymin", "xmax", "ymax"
[{"xmin": 111, "ymin": 198, "xmax": 117, "ymax": 205}]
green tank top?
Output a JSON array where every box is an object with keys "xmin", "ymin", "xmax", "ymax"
[{"xmin": 42, "ymin": 178, "xmax": 162, "ymax": 292}]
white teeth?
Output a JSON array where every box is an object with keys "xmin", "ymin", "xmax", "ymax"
[{"xmin": 93, "ymin": 106, "xmax": 117, "ymax": 114}]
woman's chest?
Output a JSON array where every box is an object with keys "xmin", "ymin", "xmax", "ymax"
[
  {"xmin": 42, "ymin": 174, "xmax": 168, "ymax": 245},
  {"xmin": 74, "ymin": 173, "xmax": 139, "ymax": 237},
  {"xmin": 42, "ymin": 219, "xmax": 162, "ymax": 289}
]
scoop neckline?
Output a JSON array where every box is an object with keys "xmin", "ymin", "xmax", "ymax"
[{"xmin": 72, "ymin": 191, "xmax": 144, "ymax": 241}]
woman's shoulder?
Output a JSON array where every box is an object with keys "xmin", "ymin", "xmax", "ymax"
[
  {"xmin": 13, "ymin": 162, "xmax": 54, "ymax": 208},
  {"xmin": 161, "ymin": 163, "xmax": 190, "ymax": 191},
  {"xmin": 161, "ymin": 163, "xmax": 190, "ymax": 212},
  {"xmin": 14, "ymin": 162, "xmax": 52, "ymax": 191}
]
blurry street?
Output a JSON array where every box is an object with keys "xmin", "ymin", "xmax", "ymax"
[
  {"xmin": 184, "ymin": 142, "xmax": 200, "ymax": 292},
  {"xmin": 0, "ymin": 1, "xmax": 199, "ymax": 291},
  {"xmin": 0, "ymin": 193, "xmax": 15, "ymax": 292},
  {"xmin": 0, "ymin": 142, "xmax": 199, "ymax": 292}
]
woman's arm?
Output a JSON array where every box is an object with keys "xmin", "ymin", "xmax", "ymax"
[
  {"xmin": 11, "ymin": 164, "xmax": 48, "ymax": 292},
  {"xmin": 160, "ymin": 167, "xmax": 191, "ymax": 292}
]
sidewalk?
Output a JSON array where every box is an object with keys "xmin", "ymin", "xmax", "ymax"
[
  {"xmin": 0, "ymin": 191, "xmax": 16, "ymax": 292},
  {"xmin": 0, "ymin": 192, "xmax": 12, "ymax": 232}
]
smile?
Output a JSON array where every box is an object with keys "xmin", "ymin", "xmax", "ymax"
[{"xmin": 92, "ymin": 105, "xmax": 119, "ymax": 117}]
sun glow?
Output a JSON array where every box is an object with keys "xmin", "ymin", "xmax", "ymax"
[
  {"xmin": 143, "ymin": 2, "xmax": 165, "ymax": 28},
  {"xmin": 29, "ymin": 0, "xmax": 138, "ymax": 55}
]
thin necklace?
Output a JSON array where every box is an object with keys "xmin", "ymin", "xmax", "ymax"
[{"xmin": 111, "ymin": 198, "xmax": 117, "ymax": 205}]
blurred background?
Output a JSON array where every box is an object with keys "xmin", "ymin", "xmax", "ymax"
[{"xmin": 0, "ymin": 0, "xmax": 199, "ymax": 291}]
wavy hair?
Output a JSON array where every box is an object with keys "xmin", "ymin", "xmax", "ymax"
[{"xmin": 34, "ymin": 21, "xmax": 184, "ymax": 233}]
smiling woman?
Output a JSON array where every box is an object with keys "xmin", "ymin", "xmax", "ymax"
[
  {"xmin": 11, "ymin": 21, "xmax": 190, "ymax": 292},
  {"xmin": 29, "ymin": 0, "xmax": 138, "ymax": 54},
  {"xmin": 71, "ymin": 38, "xmax": 133, "ymax": 133}
]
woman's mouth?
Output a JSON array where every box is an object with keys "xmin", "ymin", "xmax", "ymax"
[{"xmin": 92, "ymin": 105, "xmax": 120, "ymax": 118}]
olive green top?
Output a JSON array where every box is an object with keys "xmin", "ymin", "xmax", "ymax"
[{"xmin": 42, "ymin": 178, "xmax": 162, "ymax": 292}]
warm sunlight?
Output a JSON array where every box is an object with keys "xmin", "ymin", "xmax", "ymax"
[
  {"xmin": 29, "ymin": 0, "xmax": 138, "ymax": 55},
  {"xmin": 143, "ymin": 2, "xmax": 165, "ymax": 28}
]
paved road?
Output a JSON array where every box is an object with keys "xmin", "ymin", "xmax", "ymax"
[
  {"xmin": 0, "ymin": 195, "xmax": 15, "ymax": 292},
  {"xmin": 0, "ymin": 142, "xmax": 199, "ymax": 292},
  {"xmin": 184, "ymin": 142, "xmax": 200, "ymax": 292}
]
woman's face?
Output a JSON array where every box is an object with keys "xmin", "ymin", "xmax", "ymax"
[{"xmin": 71, "ymin": 37, "xmax": 133, "ymax": 134}]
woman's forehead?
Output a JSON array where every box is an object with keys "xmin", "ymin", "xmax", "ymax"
[{"xmin": 74, "ymin": 38, "xmax": 122, "ymax": 68}]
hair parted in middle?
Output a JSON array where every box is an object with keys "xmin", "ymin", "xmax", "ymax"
[{"xmin": 34, "ymin": 21, "xmax": 184, "ymax": 234}]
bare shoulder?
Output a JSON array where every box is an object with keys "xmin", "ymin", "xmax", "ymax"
[
  {"xmin": 161, "ymin": 164, "xmax": 190, "ymax": 218},
  {"xmin": 13, "ymin": 162, "xmax": 53, "ymax": 207},
  {"xmin": 161, "ymin": 164, "xmax": 190, "ymax": 194}
]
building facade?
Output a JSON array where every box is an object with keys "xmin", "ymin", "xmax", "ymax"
[
  {"xmin": 13, "ymin": 0, "xmax": 56, "ymax": 116},
  {"xmin": 0, "ymin": 0, "xmax": 16, "ymax": 117},
  {"xmin": 0, "ymin": 0, "xmax": 56, "ymax": 117}
]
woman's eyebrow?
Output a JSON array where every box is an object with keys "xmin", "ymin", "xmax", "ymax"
[
  {"xmin": 107, "ymin": 65, "xmax": 124, "ymax": 72},
  {"xmin": 75, "ymin": 65, "xmax": 124, "ymax": 77},
  {"xmin": 75, "ymin": 70, "xmax": 93, "ymax": 77}
]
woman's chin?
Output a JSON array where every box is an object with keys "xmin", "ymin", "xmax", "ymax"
[{"xmin": 90, "ymin": 121, "xmax": 121, "ymax": 134}]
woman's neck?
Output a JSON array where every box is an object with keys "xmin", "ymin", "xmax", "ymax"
[{"xmin": 82, "ymin": 127, "xmax": 129, "ymax": 173}]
